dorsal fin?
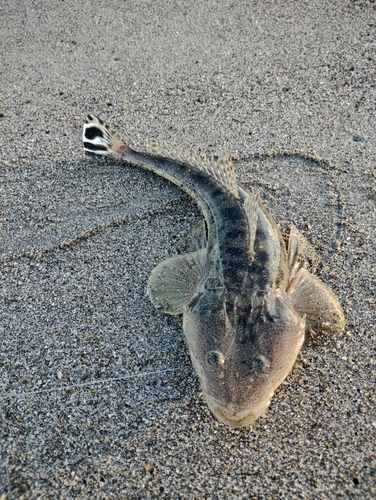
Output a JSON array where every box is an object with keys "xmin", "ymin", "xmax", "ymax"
[
  {"xmin": 243, "ymin": 191, "xmax": 260, "ymax": 260},
  {"xmin": 145, "ymin": 140, "xmax": 239, "ymax": 199}
]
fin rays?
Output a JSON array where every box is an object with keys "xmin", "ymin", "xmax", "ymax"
[
  {"xmin": 83, "ymin": 114, "xmax": 130, "ymax": 158},
  {"xmin": 147, "ymin": 249, "xmax": 208, "ymax": 315},
  {"xmin": 84, "ymin": 114, "xmax": 238, "ymax": 199},
  {"xmin": 145, "ymin": 140, "xmax": 238, "ymax": 199},
  {"xmin": 287, "ymin": 268, "xmax": 345, "ymax": 334},
  {"xmin": 243, "ymin": 191, "xmax": 260, "ymax": 259}
]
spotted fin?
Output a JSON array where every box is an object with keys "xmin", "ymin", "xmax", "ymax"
[
  {"xmin": 147, "ymin": 249, "xmax": 208, "ymax": 315},
  {"xmin": 145, "ymin": 140, "xmax": 238, "ymax": 199},
  {"xmin": 243, "ymin": 191, "xmax": 260, "ymax": 260},
  {"xmin": 83, "ymin": 114, "xmax": 131, "ymax": 157},
  {"xmin": 287, "ymin": 268, "xmax": 345, "ymax": 334}
]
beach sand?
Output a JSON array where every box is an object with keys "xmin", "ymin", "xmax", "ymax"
[{"xmin": 1, "ymin": 0, "xmax": 375, "ymax": 497}]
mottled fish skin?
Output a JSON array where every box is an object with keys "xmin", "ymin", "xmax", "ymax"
[{"xmin": 83, "ymin": 114, "xmax": 345, "ymax": 428}]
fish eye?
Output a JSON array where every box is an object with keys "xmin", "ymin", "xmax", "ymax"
[
  {"xmin": 252, "ymin": 355, "xmax": 270, "ymax": 373},
  {"xmin": 206, "ymin": 351, "xmax": 225, "ymax": 367}
]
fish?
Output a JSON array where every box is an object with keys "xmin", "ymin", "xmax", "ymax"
[{"xmin": 82, "ymin": 114, "xmax": 345, "ymax": 428}]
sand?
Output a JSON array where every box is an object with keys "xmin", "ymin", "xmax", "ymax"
[{"xmin": 1, "ymin": 0, "xmax": 375, "ymax": 498}]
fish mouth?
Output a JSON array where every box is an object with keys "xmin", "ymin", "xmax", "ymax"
[{"xmin": 206, "ymin": 397, "xmax": 271, "ymax": 428}]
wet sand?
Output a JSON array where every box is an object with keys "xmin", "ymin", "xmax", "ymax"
[{"xmin": 1, "ymin": 0, "xmax": 375, "ymax": 498}]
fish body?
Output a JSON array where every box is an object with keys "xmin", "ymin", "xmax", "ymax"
[{"xmin": 83, "ymin": 114, "xmax": 345, "ymax": 427}]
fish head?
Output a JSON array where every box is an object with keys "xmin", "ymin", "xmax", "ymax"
[{"xmin": 183, "ymin": 290, "xmax": 305, "ymax": 428}]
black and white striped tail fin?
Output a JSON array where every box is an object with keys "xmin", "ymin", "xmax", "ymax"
[{"xmin": 82, "ymin": 114, "xmax": 131, "ymax": 158}]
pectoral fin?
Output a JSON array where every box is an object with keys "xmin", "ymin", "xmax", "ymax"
[
  {"xmin": 147, "ymin": 249, "xmax": 208, "ymax": 315},
  {"xmin": 287, "ymin": 268, "xmax": 345, "ymax": 334}
]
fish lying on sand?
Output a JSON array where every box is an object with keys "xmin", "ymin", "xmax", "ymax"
[{"xmin": 83, "ymin": 114, "xmax": 345, "ymax": 428}]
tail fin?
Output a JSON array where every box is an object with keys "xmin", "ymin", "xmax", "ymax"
[{"xmin": 82, "ymin": 114, "xmax": 131, "ymax": 158}]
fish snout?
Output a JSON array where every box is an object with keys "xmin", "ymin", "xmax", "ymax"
[{"xmin": 206, "ymin": 396, "xmax": 272, "ymax": 428}]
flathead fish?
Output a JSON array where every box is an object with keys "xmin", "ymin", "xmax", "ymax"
[{"xmin": 83, "ymin": 114, "xmax": 345, "ymax": 427}]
